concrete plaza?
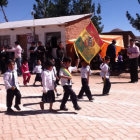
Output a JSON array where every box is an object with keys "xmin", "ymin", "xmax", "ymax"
[{"xmin": 0, "ymin": 72, "xmax": 140, "ymax": 140}]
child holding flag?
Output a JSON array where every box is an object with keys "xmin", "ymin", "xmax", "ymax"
[
  {"xmin": 100, "ymin": 56, "xmax": 111, "ymax": 95},
  {"xmin": 59, "ymin": 57, "xmax": 81, "ymax": 111}
]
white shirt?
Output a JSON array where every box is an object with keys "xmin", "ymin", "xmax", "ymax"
[
  {"xmin": 80, "ymin": 65, "xmax": 91, "ymax": 79},
  {"xmin": 127, "ymin": 45, "xmax": 140, "ymax": 59},
  {"xmin": 3, "ymin": 70, "xmax": 19, "ymax": 90},
  {"xmin": 59, "ymin": 66, "xmax": 77, "ymax": 86},
  {"xmin": 33, "ymin": 65, "xmax": 42, "ymax": 73},
  {"xmin": 41, "ymin": 69, "xmax": 54, "ymax": 93},
  {"xmin": 7, "ymin": 45, "xmax": 22, "ymax": 58},
  {"xmin": 51, "ymin": 66, "xmax": 57, "ymax": 81},
  {"xmin": 100, "ymin": 63, "xmax": 110, "ymax": 78},
  {"xmin": 14, "ymin": 62, "xmax": 18, "ymax": 71}
]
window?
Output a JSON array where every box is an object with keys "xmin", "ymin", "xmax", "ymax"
[
  {"xmin": 0, "ymin": 35, "xmax": 10, "ymax": 48},
  {"xmin": 45, "ymin": 32, "xmax": 61, "ymax": 48}
]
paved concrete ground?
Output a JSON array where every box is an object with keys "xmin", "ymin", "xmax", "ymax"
[{"xmin": 0, "ymin": 72, "xmax": 140, "ymax": 140}]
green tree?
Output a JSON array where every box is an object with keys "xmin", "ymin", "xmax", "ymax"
[
  {"xmin": 71, "ymin": 0, "xmax": 103, "ymax": 33},
  {"xmin": 33, "ymin": 0, "xmax": 104, "ymax": 33},
  {"xmin": 126, "ymin": 0, "xmax": 140, "ymax": 32},
  {"xmin": 53, "ymin": 0, "xmax": 71, "ymax": 16},
  {"xmin": 0, "ymin": 0, "xmax": 8, "ymax": 22},
  {"xmin": 33, "ymin": 0, "xmax": 71, "ymax": 18},
  {"xmin": 33, "ymin": 0, "xmax": 52, "ymax": 18}
]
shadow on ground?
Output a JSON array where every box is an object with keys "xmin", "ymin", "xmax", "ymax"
[{"xmin": 4, "ymin": 109, "xmax": 77, "ymax": 116}]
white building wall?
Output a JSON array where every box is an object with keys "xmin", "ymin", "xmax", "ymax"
[{"xmin": 0, "ymin": 25, "xmax": 66, "ymax": 58}]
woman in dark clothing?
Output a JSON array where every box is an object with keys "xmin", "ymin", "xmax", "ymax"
[
  {"xmin": 36, "ymin": 41, "xmax": 45, "ymax": 65},
  {"xmin": 56, "ymin": 42, "xmax": 65, "ymax": 85}
]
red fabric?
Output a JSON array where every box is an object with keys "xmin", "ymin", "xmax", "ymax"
[
  {"xmin": 21, "ymin": 63, "xmax": 29, "ymax": 73},
  {"xmin": 23, "ymin": 73, "xmax": 31, "ymax": 85},
  {"xmin": 21, "ymin": 63, "xmax": 31, "ymax": 85}
]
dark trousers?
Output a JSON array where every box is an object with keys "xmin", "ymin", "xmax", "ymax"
[
  {"xmin": 0, "ymin": 60, "xmax": 6, "ymax": 74},
  {"xmin": 6, "ymin": 88, "xmax": 21, "ymax": 109},
  {"xmin": 129, "ymin": 58, "xmax": 138, "ymax": 82},
  {"xmin": 29, "ymin": 57, "xmax": 36, "ymax": 72},
  {"xmin": 78, "ymin": 78, "xmax": 92, "ymax": 100},
  {"xmin": 16, "ymin": 58, "xmax": 22, "ymax": 75},
  {"xmin": 102, "ymin": 78, "xmax": 111, "ymax": 94},
  {"xmin": 110, "ymin": 57, "xmax": 116, "ymax": 70},
  {"xmin": 60, "ymin": 85, "xmax": 79, "ymax": 109}
]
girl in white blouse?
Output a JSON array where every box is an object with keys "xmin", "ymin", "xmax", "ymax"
[{"xmin": 40, "ymin": 60, "xmax": 56, "ymax": 112}]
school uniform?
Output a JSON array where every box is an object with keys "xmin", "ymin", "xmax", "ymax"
[
  {"xmin": 41, "ymin": 69, "xmax": 55, "ymax": 103},
  {"xmin": 51, "ymin": 66, "xmax": 57, "ymax": 87},
  {"xmin": 59, "ymin": 66, "xmax": 80, "ymax": 110},
  {"xmin": 3, "ymin": 70, "xmax": 21, "ymax": 109},
  {"xmin": 100, "ymin": 63, "xmax": 111, "ymax": 95},
  {"xmin": 33, "ymin": 65, "xmax": 42, "ymax": 82},
  {"xmin": 77, "ymin": 65, "xmax": 93, "ymax": 100}
]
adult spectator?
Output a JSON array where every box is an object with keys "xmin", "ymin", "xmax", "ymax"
[
  {"xmin": 56, "ymin": 42, "xmax": 65, "ymax": 84},
  {"xmin": 127, "ymin": 39, "xmax": 140, "ymax": 83},
  {"xmin": 29, "ymin": 42, "xmax": 37, "ymax": 72},
  {"xmin": 36, "ymin": 41, "xmax": 45, "ymax": 64},
  {"xmin": 106, "ymin": 40, "xmax": 116, "ymax": 71},
  {"xmin": 45, "ymin": 42, "xmax": 52, "ymax": 60},
  {"xmin": 7, "ymin": 41, "xmax": 22, "ymax": 76}
]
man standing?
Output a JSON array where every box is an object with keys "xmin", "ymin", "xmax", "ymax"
[
  {"xmin": 127, "ymin": 39, "xmax": 140, "ymax": 83},
  {"xmin": 106, "ymin": 40, "xmax": 116, "ymax": 71},
  {"xmin": 29, "ymin": 42, "xmax": 37, "ymax": 72},
  {"xmin": 36, "ymin": 41, "xmax": 45, "ymax": 64}
]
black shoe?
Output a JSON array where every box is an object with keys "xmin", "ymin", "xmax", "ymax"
[
  {"xmin": 14, "ymin": 105, "xmax": 21, "ymax": 111},
  {"xmin": 89, "ymin": 98, "xmax": 94, "ymax": 102},
  {"xmin": 60, "ymin": 107, "xmax": 68, "ymax": 111},
  {"xmin": 40, "ymin": 102, "xmax": 44, "ymax": 110},
  {"xmin": 129, "ymin": 80, "xmax": 138, "ymax": 83},
  {"xmin": 74, "ymin": 106, "xmax": 81, "ymax": 110},
  {"xmin": 7, "ymin": 108, "xmax": 15, "ymax": 113}
]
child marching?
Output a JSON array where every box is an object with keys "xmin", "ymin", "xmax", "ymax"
[
  {"xmin": 33, "ymin": 60, "xmax": 42, "ymax": 86},
  {"xmin": 40, "ymin": 60, "xmax": 56, "ymax": 112},
  {"xmin": 100, "ymin": 56, "xmax": 111, "ymax": 95},
  {"xmin": 59, "ymin": 57, "xmax": 81, "ymax": 111},
  {"xmin": 21, "ymin": 58, "xmax": 31, "ymax": 86},
  {"xmin": 77, "ymin": 60, "xmax": 94, "ymax": 101},
  {"xmin": 3, "ymin": 60, "xmax": 21, "ymax": 113}
]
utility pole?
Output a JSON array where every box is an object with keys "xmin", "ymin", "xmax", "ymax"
[{"xmin": 31, "ymin": 11, "xmax": 36, "ymax": 42}]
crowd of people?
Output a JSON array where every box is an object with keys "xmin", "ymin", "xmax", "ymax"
[{"xmin": 0, "ymin": 39, "xmax": 139, "ymax": 113}]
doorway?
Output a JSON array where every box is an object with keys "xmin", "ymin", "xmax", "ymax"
[
  {"xmin": 45, "ymin": 32, "xmax": 61, "ymax": 58},
  {"xmin": 17, "ymin": 35, "xmax": 27, "ymax": 57}
]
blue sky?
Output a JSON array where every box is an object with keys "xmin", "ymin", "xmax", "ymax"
[{"xmin": 0, "ymin": 0, "xmax": 140, "ymax": 36}]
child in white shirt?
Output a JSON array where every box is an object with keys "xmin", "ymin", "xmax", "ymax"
[
  {"xmin": 100, "ymin": 56, "xmax": 111, "ymax": 95},
  {"xmin": 3, "ymin": 60, "xmax": 21, "ymax": 113},
  {"xmin": 33, "ymin": 60, "xmax": 42, "ymax": 85},
  {"xmin": 77, "ymin": 60, "xmax": 94, "ymax": 101},
  {"xmin": 40, "ymin": 60, "xmax": 56, "ymax": 112},
  {"xmin": 59, "ymin": 57, "xmax": 81, "ymax": 111},
  {"xmin": 49, "ymin": 57, "xmax": 61, "ymax": 97}
]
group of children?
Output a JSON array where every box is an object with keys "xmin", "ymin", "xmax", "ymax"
[{"xmin": 3, "ymin": 56, "xmax": 111, "ymax": 113}]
